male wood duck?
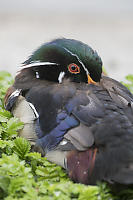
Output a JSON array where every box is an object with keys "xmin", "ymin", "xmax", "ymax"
[{"xmin": 4, "ymin": 38, "xmax": 133, "ymax": 185}]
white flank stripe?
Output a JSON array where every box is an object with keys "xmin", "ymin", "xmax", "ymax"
[
  {"xmin": 58, "ymin": 71, "xmax": 65, "ymax": 83},
  {"xmin": 21, "ymin": 61, "xmax": 59, "ymax": 69},
  {"xmin": 63, "ymin": 47, "xmax": 89, "ymax": 76},
  {"xmin": 29, "ymin": 103, "xmax": 39, "ymax": 118},
  {"xmin": 60, "ymin": 140, "xmax": 67, "ymax": 145}
]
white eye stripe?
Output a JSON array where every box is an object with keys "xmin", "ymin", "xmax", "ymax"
[
  {"xmin": 63, "ymin": 47, "xmax": 89, "ymax": 76},
  {"xmin": 21, "ymin": 61, "xmax": 59, "ymax": 69}
]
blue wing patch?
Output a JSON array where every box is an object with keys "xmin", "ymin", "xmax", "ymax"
[{"xmin": 36, "ymin": 111, "xmax": 79, "ymax": 152}]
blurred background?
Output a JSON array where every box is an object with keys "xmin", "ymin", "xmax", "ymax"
[{"xmin": 0, "ymin": 0, "xmax": 133, "ymax": 81}]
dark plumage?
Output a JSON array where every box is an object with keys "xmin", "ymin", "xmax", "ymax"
[{"xmin": 5, "ymin": 38, "xmax": 133, "ymax": 185}]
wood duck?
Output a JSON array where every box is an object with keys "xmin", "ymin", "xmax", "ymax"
[{"xmin": 4, "ymin": 38, "xmax": 133, "ymax": 185}]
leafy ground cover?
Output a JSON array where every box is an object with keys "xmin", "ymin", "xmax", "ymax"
[{"xmin": 0, "ymin": 71, "xmax": 133, "ymax": 200}]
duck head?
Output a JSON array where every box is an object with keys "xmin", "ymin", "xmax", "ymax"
[{"xmin": 16, "ymin": 38, "xmax": 102, "ymax": 87}]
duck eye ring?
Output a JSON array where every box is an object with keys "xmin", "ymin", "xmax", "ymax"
[{"xmin": 68, "ymin": 63, "xmax": 80, "ymax": 74}]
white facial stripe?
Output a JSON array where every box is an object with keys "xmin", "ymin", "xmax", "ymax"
[
  {"xmin": 35, "ymin": 71, "xmax": 40, "ymax": 79},
  {"xmin": 10, "ymin": 89, "xmax": 21, "ymax": 99},
  {"xmin": 21, "ymin": 61, "xmax": 59, "ymax": 69},
  {"xmin": 63, "ymin": 47, "xmax": 89, "ymax": 76},
  {"xmin": 58, "ymin": 71, "xmax": 65, "ymax": 83},
  {"xmin": 29, "ymin": 103, "xmax": 39, "ymax": 118}
]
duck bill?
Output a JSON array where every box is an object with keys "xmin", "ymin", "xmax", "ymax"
[{"xmin": 88, "ymin": 75, "xmax": 96, "ymax": 84}]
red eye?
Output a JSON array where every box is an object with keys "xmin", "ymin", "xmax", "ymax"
[{"xmin": 68, "ymin": 63, "xmax": 80, "ymax": 74}]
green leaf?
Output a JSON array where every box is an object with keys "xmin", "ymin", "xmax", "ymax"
[
  {"xmin": 0, "ymin": 139, "xmax": 14, "ymax": 149},
  {"xmin": 0, "ymin": 154, "xmax": 32, "ymax": 177},
  {"xmin": 0, "ymin": 126, "xmax": 3, "ymax": 136},
  {"xmin": 0, "ymin": 71, "xmax": 14, "ymax": 108},
  {"xmin": 13, "ymin": 137, "xmax": 31, "ymax": 159},
  {"xmin": 0, "ymin": 176, "xmax": 10, "ymax": 199},
  {"xmin": 7, "ymin": 118, "xmax": 24, "ymax": 131},
  {"xmin": 122, "ymin": 74, "xmax": 133, "ymax": 93},
  {"xmin": 0, "ymin": 176, "xmax": 10, "ymax": 192},
  {"xmin": 0, "ymin": 109, "xmax": 12, "ymax": 122},
  {"xmin": 5, "ymin": 118, "xmax": 24, "ymax": 138}
]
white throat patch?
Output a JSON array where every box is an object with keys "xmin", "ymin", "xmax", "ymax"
[{"xmin": 58, "ymin": 71, "xmax": 65, "ymax": 83}]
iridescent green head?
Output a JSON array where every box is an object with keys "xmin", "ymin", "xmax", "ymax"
[{"xmin": 22, "ymin": 38, "xmax": 103, "ymax": 84}]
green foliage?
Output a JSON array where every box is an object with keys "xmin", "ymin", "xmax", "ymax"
[
  {"xmin": 13, "ymin": 137, "xmax": 31, "ymax": 159},
  {"xmin": 0, "ymin": 71, "xmax": 13, "ymax": 107},
  {"xmin": 0, "ymin": 70, "xmax": 133, "ymax": 200},
  {"xmin": 122, "ymin": 75, "xmax": 133, "ymax": 93}
]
